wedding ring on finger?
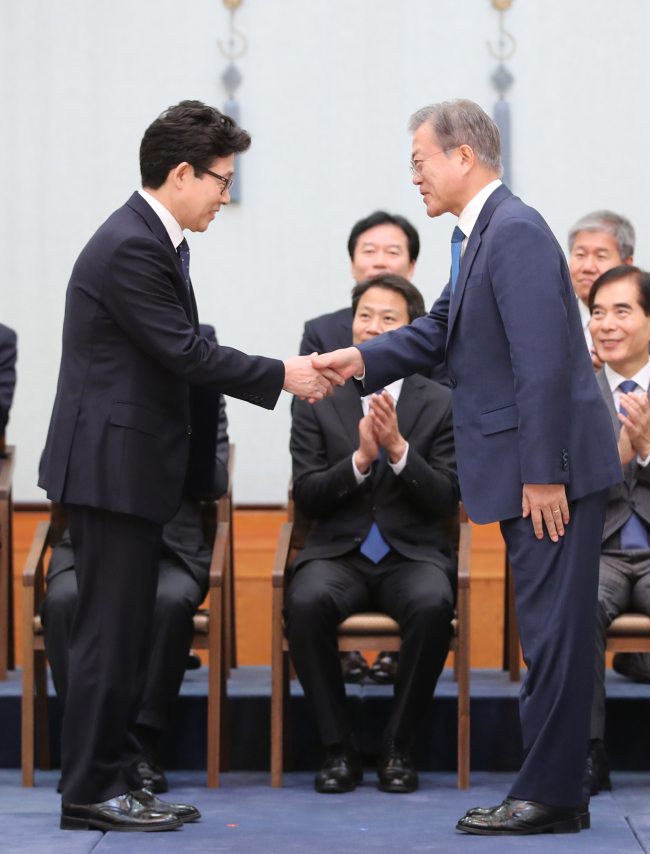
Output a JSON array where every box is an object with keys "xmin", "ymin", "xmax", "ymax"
[{"xmin": 552, "ymin": 509, "xmax": 562, "ymax": 515}]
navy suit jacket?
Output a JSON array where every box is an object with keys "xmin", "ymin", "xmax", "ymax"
[
  {"xmin": 39, "ymin": 192, "xmax": 284, "ymax": 524},
  {"xmin": 357, "ymin": 185, "xmax": 622, "ymax": 524},
  {"xmin": 0, "ymin": 324, "xmax": 16, "ymax": 435},
  {"xmin": 300, "ymin": 306, "xmax": 450, "ymax": 387}
]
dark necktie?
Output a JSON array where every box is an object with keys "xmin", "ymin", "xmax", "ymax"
[
  {"xmin": 177, "ymin": 238, "xmax": 191, "ymax": 290},
  {"xmin": 618, "ymin": 380, "xmax": 649, "ymax": 550},
  {"xmin": 360, "ymin": 392, "xmax": 390, "ymax": 563},
  {"xmin": 451, "ymin": 226, "xmax": 466, "ymax": 293}
]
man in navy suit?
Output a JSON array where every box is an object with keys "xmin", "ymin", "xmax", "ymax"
[
  {"xmin": 313, "ymin": 99, "xmax": 622, "ymax": 835},
  {"xmin": 0, "ymin": 323, "xmax": 16, "ymax": 436},
  {"xmin": 39, "ymin": 101, "xmax": 340, "ymax": 833}
]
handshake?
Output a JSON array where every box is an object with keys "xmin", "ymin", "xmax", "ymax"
[{"xmin": 283, "ymin": 347, "xmax": 366, "ymax": 402}]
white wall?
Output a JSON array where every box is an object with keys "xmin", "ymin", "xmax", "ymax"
[{"xmin": 1, "ymin": 0, "xmax": 649, "ymax": 503}]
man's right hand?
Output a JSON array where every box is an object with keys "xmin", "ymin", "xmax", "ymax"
[
  {"xmin": 311, "ymin": 347, "xmax": 365, "ymax": 381},
  {"xmin": 355, "ymin": 413, "xmax": 380, "ymax": 474},
  {"xmin": 283, "ymin": 355, "xmax": 343, "ymax": 401}
]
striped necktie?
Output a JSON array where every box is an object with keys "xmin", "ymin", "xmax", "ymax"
[{"xmin": 177, "ymin": 238, "xmax": 191, "ymax": 290}]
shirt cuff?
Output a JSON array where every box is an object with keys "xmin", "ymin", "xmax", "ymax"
[
  {"xmin": 388, "ymin": 443, "xmax": 409, "ymax": 476},
  {"xmin": 352, "ymin": 453, "xmax": 371, "ymax": 484},
  {"xmin": 353, "ymin": 369, "xmax": 366, "ymax": 382},
  {"xmin": 637, "ymin": 450, "xmax": 650, "ymax": 468}
]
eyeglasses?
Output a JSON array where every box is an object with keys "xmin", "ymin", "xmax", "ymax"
[
  {"xmin": 409, "ymin": 148, "xmax": 457, "ymax": 175},
  {"xmin": 199, "ymin": 167, "xmax": 234, "ymax": 194}
]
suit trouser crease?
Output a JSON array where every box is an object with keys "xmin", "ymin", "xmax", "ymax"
[
  {"xmin": 500, "ymin": 489, "xmax": 609, "ymax": 808},
  {"xmin": 283, "ymin": 550, "xmax": 455, "ymax": 746},
  {"xmin": 61, "ymin": 505, "xmax": 162, "ymax": 805}
]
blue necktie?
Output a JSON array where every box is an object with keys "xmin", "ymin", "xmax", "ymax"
[
  {"xmin": 450, "ymin": 226, "xmax": 466, "ymax": 293},
  {"xmin": 177, "ymin": 238, "xmax": 191, "ymax": 290},
  {"xmin": 359, "ymin": 404, "xmax": 390, "ymax": 563},
  {"xmin": 618, "ymin": 380, "xmax": 649, "ymax": 550}
]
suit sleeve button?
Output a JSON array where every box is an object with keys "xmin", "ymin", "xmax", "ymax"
[{"xmin": 187, "ymin": 425, "xmax": 192, "ymax": 434}]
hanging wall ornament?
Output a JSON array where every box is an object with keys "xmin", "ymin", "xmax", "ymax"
[
  {"xmin": 487, "ymin": 0, "xmax": 516, "ymax": 189},
  {"xmin": 218, "ymin": 0, "xmax": 248, "ymax": 203}
]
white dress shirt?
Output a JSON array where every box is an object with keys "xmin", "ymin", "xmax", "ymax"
[
  {"xmin": 603, "ymin": 360, "xmax": 650, "ymax": 467},
  {"xmin": 577, "ymin": 297, "xmax": 594, "ymax": 351},
  {"xmin": 457, "ymin": 178, "xmax": 503, "ymax": 258},
  {"xmin": 351, "ymin": 378, "xmax": 409, "ymax": 483},
  {"xmin": 138, "ymin": 189, "xmax": 185, "ymax": 250}
]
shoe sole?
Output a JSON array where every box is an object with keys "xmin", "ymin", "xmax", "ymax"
[
  {"xmin": 60, "ymin": 815, "xmax": 183, "ymax": 832},
  {"xmin": 378, "ymin": 781, "xmax": 418, "ymax": 794},
  {"xmin": 457, "ymin": 817, "xmax": 581, "ymax": 835}
]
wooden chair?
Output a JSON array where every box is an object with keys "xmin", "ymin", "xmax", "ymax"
[
  {"xmin": 22, "ymin": 502, "xmax": 229, "ymax": 788},
  {"xmin": 606, "ymin": 614, "xmax": 650, "ymax": 655},
  {"xmin": 271, "ymin": 500, "xmax": 472, "ymax": 789},
  {"xmin": 217, "ymin": 444, "xmax": 237, "ymax": 676},
  {"xmin": 0, "ymin": 438, "xmax": 15, "ymax": 680}
]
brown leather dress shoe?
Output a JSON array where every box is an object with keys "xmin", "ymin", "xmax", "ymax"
[
  {"xmin": 457, "ymin": 799, "xmax": 582, "ymax": 835},
  {"xmin": 131, "ymin": 788, "xmax": 201, "ymax": 823},
  {"xmin": 61, "ymin": 792, "xmax": 183, "ymax": 832},
  {"xmin": 340, "ymin": 651, "xmax": 370, "ymax": 683}
]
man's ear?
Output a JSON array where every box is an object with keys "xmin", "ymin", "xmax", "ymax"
[
  {"xmin": 623, "ymin": 255, "xmax": 634, "ymax": 266},
  {"xmin": 172, "ymin": 162, "xmax": 193, "ymax": 189}
]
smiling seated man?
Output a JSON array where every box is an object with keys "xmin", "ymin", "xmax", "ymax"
[
  {"xmin": 286, "ymin": 273, "xmax": 459, "ymax": 794},
  {"xmin": 586, "ymin": 266, "xmax": 650, "ymax": 794}
]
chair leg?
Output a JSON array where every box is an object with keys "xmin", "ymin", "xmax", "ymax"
[
  {"xmin": 219, "ymin": 628, "xmax": 231, "ymax": 773},
  {"xmin": 207, "ymin": 588, "xmax": 223, "ymax": 788},
  {"xmin": 0, "ymin": 495, "xmax": 9, "ymax": 681},
  {"xmin": 34, "ymin": 650, "xmax": 51, "ymax": 770},
  {"xmin": 22, "ymin": 613, "xmax": 35, "ymax": 787},
  {"xmin": 222, "ymin": 542, "xmax": 232, "ymax": 681},
  {"xmin": 271, "ymin": 589, "xmax": 285, "ymax": 787}
]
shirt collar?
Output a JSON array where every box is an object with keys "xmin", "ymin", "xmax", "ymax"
[
  {"xmin": 457, "ymin": 179, "xmax": 502, "ymax": 241},
  {"xmin": 138, "ymin": 189, "xmax": 185, "ymax": 249},
  {"xmin": 604, "ymin": 359, "xmax": 650, "ymax": 395},
  {"xmin": 577, "ymin": 296, "xmax": 591, "ymax": 330},
  {"xmin": 361, "ymin": 378, "xmax": 404, "ymax": 405}
]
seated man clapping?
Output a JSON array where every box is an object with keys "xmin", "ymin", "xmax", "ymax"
[
  {"xmin": 40, "ymin": 324, "xmax": 228, "ymax": 795},
  {"xmin": 286, "ymin": 274, "xmax": 459, "ymax": 794},
  {"xmin": 586, "ymin": 267, "xmax": 650, "ymax": 794}
]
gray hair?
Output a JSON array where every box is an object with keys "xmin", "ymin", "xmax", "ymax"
[
  {"xmin": 408, "ymin": 99, "xmax": 503, "ymax": 176},
  {"xmin": 568, "ymin": 210, "xmax": 635, "ymax": 260}
]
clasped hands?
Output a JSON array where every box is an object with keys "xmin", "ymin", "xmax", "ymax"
[
  {"xmin": 355, "ymin": 391, "xmax": 406, "ymax": 472},
  {"xmin": 283, "ymin": 347, "xmax": 365, "ymax": 402}
]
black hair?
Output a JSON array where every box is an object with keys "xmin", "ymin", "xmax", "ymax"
[
  {"xmin": 140, "ymin": 100, "xmax": 251, "ymax": 189},
  {"xmin": 347, "ymin": 211, "xmax": 420, "ymax": 263},
  {"xmin": 351, "ymin": 273, "xmax": 426, "ymax": 324},
  {"xmin": 589, "ymin": 266, "xmax": 650, "ymax": 316}
]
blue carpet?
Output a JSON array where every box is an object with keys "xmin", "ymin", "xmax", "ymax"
[{"xmin": 4, "ymin": 771, "xmax": 649, "ymax": 853}]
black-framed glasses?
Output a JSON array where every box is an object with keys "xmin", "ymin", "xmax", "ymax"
[
  {"xmin": 409, "ymin": 148, "xmax": 457, "ymax": 175},
  {"xmin": 199, "ymin": 167, "xmax": 234, "ymax": 193}
]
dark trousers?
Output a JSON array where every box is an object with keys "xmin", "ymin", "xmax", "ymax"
[
  {"xmin": 40, "ymin": 558, "xmax": 204, "ymax": 734},
  {"xmin": 591, "ymin": 548, "xmax": 650, "ymax": 740},
  {"xmin": 61, "ymin": 504, "xmax": 162, "ymax": 805},
  {"xmin": 283, "ymin": 549, "xmax": 455, "ymax": 746},
  {"xmin": 500, "ymin": 489, "xmax": 609, "ymax": 809}
]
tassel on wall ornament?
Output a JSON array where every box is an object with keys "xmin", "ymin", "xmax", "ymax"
[
  {"xmin": 487, "ymin": 0, "xmax": 516, "ymax": 190},
  {"xmin": 218, "ymin": 0, "xmax": 247, "ymax": 203}
]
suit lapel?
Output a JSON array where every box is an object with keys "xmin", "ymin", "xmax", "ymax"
[
  {"xmin": 446, "ymin": 184, "xmax": 513, "ymax": 347},
  {"xmin": 125, "ymin": 192, "xmax": 194, "ymax": 321},
  {"xmin": 332, "ymin": 381, "xmax": 364, "ymax": 450}
]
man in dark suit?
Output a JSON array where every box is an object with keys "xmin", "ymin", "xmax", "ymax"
[
  {"xmin": 286, "ymin": 273, "xmax": 459, "ymax": 795},
  {"xmin": 313, "ymin": 99, "xmax": 622, "ymax": 834},
  {"xmin": 584, "ymin": 267, "xmax": 650, "ymax": 795},
  {"xmin": 0, "ymin": 323, "xmax": 16, "ymax": 436},
  {"xmin": 40, "ymin": 325, "xmax": 228, "ymax": 796},
  {"xmin": 39, "ymin": 101, "xmax": 338, "ymax": 833},
  {"xmin": 300, "ymin": 211, "xmax": 449, "ymax": 388}
]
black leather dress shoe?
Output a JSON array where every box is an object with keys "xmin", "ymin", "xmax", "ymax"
[
  {"xmin": 340, "ymin": 651, "xmax": 370, "ymax": 683},
  {"xmin": 368, "ymin": 651, "xmax": 399, "ymax": 684},
  {"xmin": 586, "ymin": 741, "xmax": 612, "ymax": 795},
  {"xmin": 465, "ymin": 797, "xmax": 590, "ymax": 829},
  {"xmin": 377, "ymin": 738, "xmax": 418, "ymax": 793},
  {"xmin": 186, "ymin": 651, "xmax": 202, "ymax": 671},
  {"xmin": 613, "ymin": 652, "xmax": 650, "ymax": 683},
  {"xmin": 457, "ymin": 799, "xmax": 582, "ymax": 835},
  {"xmin": 314, "ymin": 743, "xmax": 363, "ymax": 793},
  {"xmin": 137, "ymin": 755, "xmax": 169, "ymax": 794},
  {"xmin": 61, "ymin": 792, "xmax": 183, "ymax": 832},
  {"xmin": 131, "ymin": 788, "xmax": 201, "ymax": 823}
]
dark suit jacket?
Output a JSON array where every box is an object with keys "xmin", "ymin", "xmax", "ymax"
[
  {"xmin": 597, "ymin": 370, "xmax": 650, "ymax": 544},
  {"xmin": 0, "ymin": 323, "xmax": 17, "ymax": 435},
  {"xmin": 39, "ymin": 192, "xmax": 284, "ymax": 524},
  {"xmin": 290, "ymin": 375, "xmax": 459, "ymax": 583},
  {"xmin": 300, "ymin": 306, "xmax": 450, "ymax": 387},
  {"xmin": 357, "ymin": 185, "xmax": 622, "ymax": 524}
]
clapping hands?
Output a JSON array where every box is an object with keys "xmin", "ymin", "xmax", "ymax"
[{"xmin": 618, "ymin": 391, "xmax": 650, "ymax": 465}]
